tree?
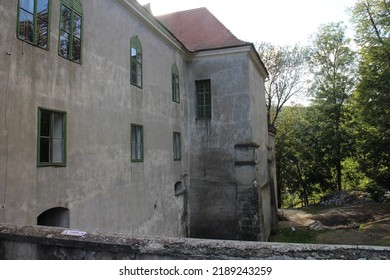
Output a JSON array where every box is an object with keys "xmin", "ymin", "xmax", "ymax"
[
  {"xmin": 276, "ymin": 106, "xmax": 331, "ymax": 207},
  {"xmin": 257, "ymin": 43, "xmax": 308, "ymax": 126},
  {"xmin": 350, "ymin": 0, "xmax": 390, "ymax": 196},
  {"xmin": 308, "ymin": 22, "xmax": 357, "ymax": 192},
  {"xmin": 351, "ymin": 0, "xmax": 390, "ymax": 47}
]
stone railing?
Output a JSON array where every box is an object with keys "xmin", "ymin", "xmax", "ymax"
[{"xmin": 0, "ymin": 223, "xmax": 389, "ymax": 260}]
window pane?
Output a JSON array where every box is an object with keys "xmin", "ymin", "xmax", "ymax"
[
  {"xmin": 137, "ymin": 143, "xmax": 142, "ymax": 160},
  {"xmin": 73, "ymin": 14, "xmax": 82, "ymax": 39},
  {"xmin": 53, "ymin": 113, "xmax": 63, "ymax": 138},
  {"xmin": 40, "ymin": 138, "xmax": 50, "ymax": 163},
  {"xmin": 36, "ymin": 18, "xmax": 48, "ymax": 48},
  {"xmin": 40, "ymin": 110, "xmax": 51, "ymax": 137},
  {"xmin": 20, "ymin": 0, "xmax": 34, "ymax": 13},
  {"xmin": 137, "ymin": 74, "xmax": 142, "ymax": 87},
  {"xmin": 174, "ymin": 133, "xmax": 181, "ymax": 160},
  {"xmin": 131, "ymin": 62, "xmax": 137, "ymax": 84},
  {"xmin": 18, "ymin": 10, "xmax": 34, "ymax": 42},
  {"xmin": 131, "ymin": 126, "xmax": 137, "ymax": 160},
  {"xmin": 137, "ymin": 52, "xmax": 142, "ymax": 63},
  {"xmin": 37, "ymin": 0, "xmax": 49, "ymax": 20},
  {"xmin": 59, "ymin": 31, "xmax": 70, "ymax": 58},
  {"xmin": 52, "ymin": 139, "xmax": 63, "ymax": 163},
  {"xmin": 72, "ymin": 37, "xmax": 81, "ymax": 62},
  {"xmin": 136, "ymin": 127, "xmax": 142, "ymax": 143},
  {"xmin": 131, "ymin": 126, "xmax": 143, "ymax": 161},
  {"xmin": 60, "ymin": 5, "xmax": 71, "ymax": 33},
  {"xmin": 131, "ymin": 48, "xmax": 137, "ymax": 59}
]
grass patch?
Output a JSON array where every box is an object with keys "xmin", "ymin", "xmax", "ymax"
[{"xmin": 269, "ymin": 227, "xmax": 322, "ymax": 244}]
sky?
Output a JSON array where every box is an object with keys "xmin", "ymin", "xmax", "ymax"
[{"xmin": 137, "ymin": 0, "xmax": 358, "ymax": 46}]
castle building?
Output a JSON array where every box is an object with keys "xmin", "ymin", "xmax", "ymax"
[{"xmin": 0, "ymin": 0, "xmax": 277, "ymax": 241}]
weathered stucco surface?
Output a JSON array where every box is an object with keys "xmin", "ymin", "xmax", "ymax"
[
  {"xmin": 0, "ymin": 0, "xmax": 276, "ymax": 241},
  {"xmin": 0, "ymin": 0, "xmax": 188, "ymax": 237}
]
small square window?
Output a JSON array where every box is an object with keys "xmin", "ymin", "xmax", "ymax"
[
  {"xmin": 38, "ymin": 108, "xmax": 66, "ymax": 167},
  {"xmin": 131, "ymin": 124, "xmax": 144, "ymax": 162}
]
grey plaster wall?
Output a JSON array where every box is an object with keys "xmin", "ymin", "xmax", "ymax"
[
  {"xmin": 1, "ymin": 0, "xmax": 274, "ymax": 241},
  {"xmin": 0, "ymin": 0, "xmax": 188, "ymax": 237},
  {"xmin": 187, "ymin": 51, "xmax": 271, "ymax": 240}
]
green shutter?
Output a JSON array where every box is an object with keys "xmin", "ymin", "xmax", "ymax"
[{"xmin": 61, "ymin": 0, "xmax": 83, "ymax": 15}]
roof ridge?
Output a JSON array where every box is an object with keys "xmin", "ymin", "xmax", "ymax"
[
  {"xmin": 156, "ymin": 6, "xmax": 249, "ymax": 51},
  {"xmin": 156, "ymin": 7, "xmax": 208, "ymax": 18},
  {"xmin": 206, "ymin": 9, "xmax": 247, "ymax": 44}
]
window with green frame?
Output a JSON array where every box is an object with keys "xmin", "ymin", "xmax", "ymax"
[
  {"xmin": 38, "ymin": 108, "xmax": 67, "ymax": 167},
  {"xmin": 195, "ymin": 80, "xmax": 211, "ymax": 119},
  {"xmin": 130, "ymin": 36, "xmax": 143, "ymax": 88},
  {"xmin": 172, "ymin": 64, "xmax": 180, "ymax": 103},
  {"xmin": 173, "ymin": 132, "xmax": 181, "ymax": 161},
  {"xmin": 58, "ymin": 0, "xmax": 83, "ymax": 63},
  {"xmin": 17, "ymin": 0, "xmax": 50, "ymax": 49},
  {"xmin": 131, "ymin": 124, "xmax": 144, "ymax": 162}
]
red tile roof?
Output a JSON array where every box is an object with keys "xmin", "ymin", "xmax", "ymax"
[{"xmin": 156, "ymin": 7, "xmax": 249, "ymax": 51}]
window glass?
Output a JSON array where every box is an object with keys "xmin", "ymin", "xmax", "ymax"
[
  {"xmin": 172, "ymin": 64, "xmax": 180, "ymax": 103},
  {"xmin": 60, "ymin": 5, "xmax": 71, "ymax": 33},
  {"xmin": 40, "ymin": 138, "xmax": 50, "ymax": 163},
  {"xmin": 40, "ymin": 110, "xmax": 51, "ymax": 137},
  {"xmin": 18, "ymin": 0, "xmax": 49, "ymax": 49},
  {"xmin": 173, "ymin": 132, "xmax": 181, "ymax": 161},
  {"xmin": 20, "ymin": 0, "xmax": 34, "ymax": 13},
  {"xmin": 73, "ymin": 14, "xmax": 82, "ymax": 39},
  {"xmin": 37, "ymin": 17, "xmax": 48, "ymax": 48},
  {"xmin": 58, "ymin": 2, "xmax": 82, "ymax": 63},
  {"xmin": 130, "ymin": 37, "xmax": 142, "ymax": 88},
  {"xmin": 131, "ymin": 125, "xmax": 143, "ymax": 162},
  {"xmin": 18, "ymin": 9, "xmax": 34, "ymax": 42},
  {"xmin": 36, "ymin": 0, "xmax": 49, "ymax": 16},
  {"xmin": 196, "ymin": 80, "xmax": 211, "ymax": 119},
  {"xmin": 38, "ymin": 109, "xmax": 66, "ymax": 166},
  {"xmin": 59, "ymin": 31, "xmax": 70, "ymax": 57}
]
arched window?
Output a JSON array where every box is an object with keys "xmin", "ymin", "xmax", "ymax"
[
  {"xmin": 174, "ymin": 181, "xmax": 185, "ymax": 196},
  {"xmin": 59, "ymin": 0, "xmax": 83, "ymax": 63},
  {"xmin": 130, "ymin": 36, "xmax": 143, "ymax": 88},
  {"xmin": 37, "ymin": 207, "xmax": 69, "ymax": 228},
  {"xmin": 172, "ymin": 64, "xmax": 180, "ymax": 103},
  {"xmin": 17, "ymin": 0, "xmax": 50, "ymax": 49}
]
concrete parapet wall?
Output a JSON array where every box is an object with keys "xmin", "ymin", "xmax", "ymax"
[{"xmin": 1, "ymin": 224, "xmax": 389, "ymax": 260}]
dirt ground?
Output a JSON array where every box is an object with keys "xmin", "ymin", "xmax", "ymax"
[{"xmin": 277, "ymin": 203, "xmax": 390, "ymax": 246}]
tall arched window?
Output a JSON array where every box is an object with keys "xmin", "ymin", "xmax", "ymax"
[
  {"xmin": 172, "ymin": 64, "xmax": 180, "ymax": 103},
  {"xmin": 59, "ymin": 0, "xmax": 83, "ymax": 63},
  {"xmin": 130, "ymin": 36, "xmax": 143, "ymax": 88}
]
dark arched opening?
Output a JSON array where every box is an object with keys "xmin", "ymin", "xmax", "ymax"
[{"xmin": 37, "ymin": 207, "xmax": 69, "ymax": 228}]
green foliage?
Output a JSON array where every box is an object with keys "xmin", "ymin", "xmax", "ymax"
[
  {"xmin": 269, "ymin": 227, "xmax": 320, "ymax": 244},
  {"xmin": 366, "ymin": 184, "xmax": 387, "ymax": 202},
  {"xmin": 257, "ymin": 43, "xmax": 308, "ymax": 126},
  {"xmin": 307, "ymin": 22, "xmax": 357, "ymax": 192},
  {"xmin": 341, "ymin": 157, "xmax": 371, "ymax": 191},
  {"xmin": 350, "ymin": 0, "xmax": 390, "ymax": 46},
  {"xmin": 273, "ymin": 1, "xmax": 389, "ymax": 206},
  {"xmin": 349, "ymin": 0, "xmax": 390, "ymax": 193}
]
